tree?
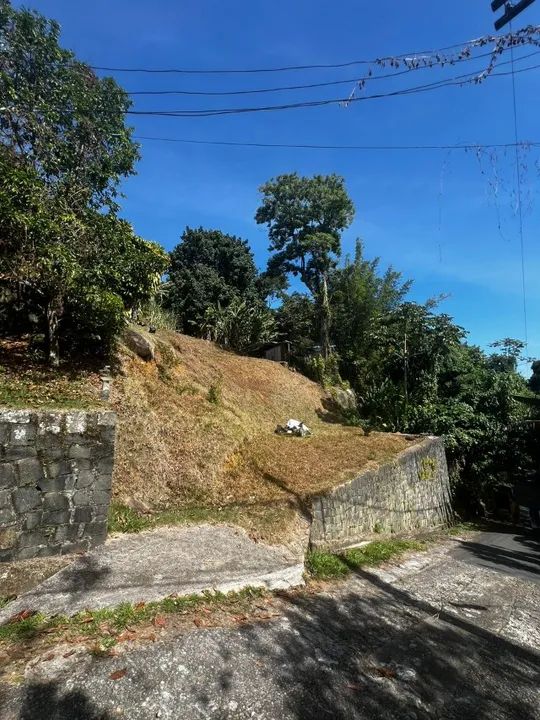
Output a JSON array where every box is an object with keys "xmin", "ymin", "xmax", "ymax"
[
  {"xmin": 255, "ymin": 173, "xmax": 354, "ymax": 359},
  {"xmin": 275, "ymin": 293, "xmax": 317, "ymax": 363},
  {"xmin": 529, "ymin": 360, "xmax": 540, "ymax": 395},
  {"xmin": 329, "ymin": 240, "xmax": 412, "ymax": 390},
  {"xmin": 488, "ymin": 338, "xmax": 528, "ymax": 373},
  {"xmin": 0, "ymin": 2, "xmax": 164, "ymax": 364},
  {"xmin": 0, "ymin": 1, "xmax": 137, "ymax": 210},
  {"xmin": 166, "ymin": 227, "xmax": 260, "ymax": 334}
]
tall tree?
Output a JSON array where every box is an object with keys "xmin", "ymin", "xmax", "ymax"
[
  {"xmin": 0, "ymin": 1, "xmax": 137, "ymax": 210},
  {"xmin": 329, "ymin": 240, "xmax": 412, "ymax": 388},
  {"xmin": 166, "ymin": 227, "xmax": 260, "ymax": 334},
  {"xmin": 255, "ymin": 173, "xmax": 354, "ymax": 359},
  {"xmin": 0, "ymin": 2, "xmax": 163, "ymax": 364}
]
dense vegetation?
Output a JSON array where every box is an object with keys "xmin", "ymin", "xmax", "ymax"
[
  {"xmin": 0, "ymin": 1, "xmax": 167, "ymax": 364},
  {"xmin": 1, "ymin": 0, "xmax": 538, "ymax": 515}
]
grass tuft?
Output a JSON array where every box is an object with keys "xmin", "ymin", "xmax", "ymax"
[
  {"xmin": 0, "ymin": 587, "xmax": 266, "ymax": 647},
  {"xmin": 306, "ymin": 539, "xmax": 427, "ymax": 580},
  {"xmin": 305, "ymin": 551, "xmax": 349, "ymax": 579}
]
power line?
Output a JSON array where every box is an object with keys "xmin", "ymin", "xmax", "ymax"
[
  {"xmin": 89, "ymin": 27, "xmax": 538, "ymax": 74},
  {"xmin": 133, "ymin": 136, "xmax": 540, "ymax": 151},
  {"xmin": 126, "ymin": 61, "xmax": 540, "ymax": 118},
  {"xmin": 125, "ymin": 49, "xmax": 540, "ymax": 97}
]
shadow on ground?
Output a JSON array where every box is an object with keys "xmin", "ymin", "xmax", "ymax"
[
  {"xmin": 233, "ymin": 568, "xmax": 539, "ymax": 719},
  {"xmin": 1, "ymin": 552, "xmax": 538, "ymax": 719},
  {"xmin": 450, "ymin": 526, "xmax": 540, "ymax": 581},
  {"xmin": 18, "ymin": 683, "xmax": 111, "ymax": 720}
]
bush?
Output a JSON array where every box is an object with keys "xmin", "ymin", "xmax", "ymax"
[
  {"xmin": 201, "ymin": 297, "xmax": 276, "ymax": 354},
  {"xmin": 63, "ymin": 288, "xmax": 125, "ymax": 357}
]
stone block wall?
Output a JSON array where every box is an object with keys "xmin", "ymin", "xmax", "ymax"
[
  {"xmin": 310, "ymin": 436, "xmax": 453, "ymax": 551},
  {"xmin": 0, "ymin": 410, "xmax": 116, "ymax": 562}
]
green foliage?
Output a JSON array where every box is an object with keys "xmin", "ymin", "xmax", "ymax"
[
  {"xmin": 530, "ymin": 360, "xmax": 540, "ymax": 394},
  {"xmin": 306, "ymin": 540, "xmax": 426, "ymax": 579},
  {"xmin": 167, "ymin": 227, "xmax": 260, "ymax": 334},
  {"xmin": 63, "ymin": 288, "xmax": 125, "ymax": 356},
  {"xmin": 0, "ymin": 3, "xmax": 167, "ymax": 364},
  {"xmin": 201, "ymin": 297, "xmax": 277, "ymax": 354},
  {"xmin": 108, "ymin": 503, "xmax": 152, "ymax": 533},
  {"xmin": 0, "ymin": 1, "xmax": 138, "ymax": 210},
  {"xmin": 305, "ymin": 352, "xmax": 343, "ymax": 388},
  {"xmin": 207, "ymin": 377, "xmax": 223, "ymax": 405},
  {"xmin": 139, "ymin": 297, "xmax": 177, "ymax": 332},
  {"xmin": 329, "ymin": 240, "xmax": 412, "ymax": 390},
  {"xmin": 305, "ymin": 551, "xmax": 350, "ymax": 579},
  {"xmin": 256, "ymin": 173, "xmax": 354, "ymax": 358},
  {"xmin": 275, "ymin": 292, "xmax": 317, "ymax": 362},
  {"xmin": 0, "ymin": 587, "xmax": 267, "ymax": 645}
]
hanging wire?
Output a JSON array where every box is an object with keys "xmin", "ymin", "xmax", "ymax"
[{"xmin": 509, "ymin": 22, "xmax": 529, "ymax": 349}]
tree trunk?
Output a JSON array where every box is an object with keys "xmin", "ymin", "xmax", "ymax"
[
  {"xmin": 45, "ymin": 296, "xmax": 63, "ymax": 367},
  {"xmin": 319, "ymin": 272, "xmax": 331, "ymax": 360}
]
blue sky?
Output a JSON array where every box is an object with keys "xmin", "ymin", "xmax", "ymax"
[{"xmin": 14, "ymin": 0, "xmax": 540, "ymax": 363}]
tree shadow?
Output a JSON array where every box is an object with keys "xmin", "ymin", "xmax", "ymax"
[
  {"xmin": 451, "ymin": 531, "xmax": 540, "ymax": 579},
  {"xmin": 260, "ymin": 471, "xmax": 313, "ymax": 521},
  {"xmin": 231, "ymin": 567, "xmax": 540, "ymax": 719},
  {"xmin": 13, "ymin": 682, "xmax": 112, "ymax": 720}
]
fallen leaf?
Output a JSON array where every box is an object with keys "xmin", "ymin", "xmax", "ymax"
[
  {"xmin": 8, "ymin": 610, "xmax": 37, "ymax": 624},
  {"xmin": 42, "ymin": 653, "xmax": 55, "ymax": 662},
  {"xmin": 375, "ymin": 666, "xmax": 396, "ymax": 679},
  {"xmin": 116, "ymin": 631, "xmax": 136, "ymax": 643},
  {"xmin": 109, "ymin": 668, "xmax": 127, "ymax": 681},
  {"xmin": 193, "ymin": 618, "xmax": 204, "ymax": 628},
  {"xmin": 63, "ymin": 650, "xmax": 76, "ymax": 658},
  {"xmin": 153, "ymin": 615, "xmax": 166, "ymax": 628},
  {"xmin": 134, "ymin": 602, "xmax": 146, "ymax": 610}
]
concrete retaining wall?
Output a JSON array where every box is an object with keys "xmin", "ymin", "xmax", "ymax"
[
  {"xmin": 0, "ymin": 410, "xmax": 116, "ymax": 562},
  {"xmin": 310, "ymin": 436, "xmax": 452, "ymax": 551}
]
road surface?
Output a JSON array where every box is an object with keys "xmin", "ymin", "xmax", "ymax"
[{"xmin": 0, "ymin": 530, "xmax": 538, "ymax": 720}]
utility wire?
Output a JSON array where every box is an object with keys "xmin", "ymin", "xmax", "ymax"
[
  {"xmin": 133, "ymin": 137, "xmax": 540, "ymax": 151},
  {"xmin": 90, "ymin": 28, "xmax": 539, "ymax": 74},
  {"xmin": 509, "ymin": 24, "xmax": 529, "ymax": 348},
  {"xmin": 125, "ymin": 49, "xmax": 540, "ymax": 97},
  {"xmin": 126, "ymin": 62, "xmax": 540, "ymax": 117}
]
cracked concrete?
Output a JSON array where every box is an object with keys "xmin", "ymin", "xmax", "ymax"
[
  {"xmin": 0, "ymin": 530, "xmax": 538, "ymax": 719},
  {"xmin": 0, "ymin": 524, "xmax": 304, "ymax": 621}
]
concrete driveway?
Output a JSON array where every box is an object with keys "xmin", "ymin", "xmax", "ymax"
[{"xmin": 0, "ymin": 531, "xmax": 538, "ymax": 720}]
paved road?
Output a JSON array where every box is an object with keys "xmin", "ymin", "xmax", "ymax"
[
  {"xmin": 0, "ymin": 534, "xmax": 539, "ymax": 720},
  {"xmin": 450, "ymin": 528, "xmax": 540, "ymax": 583}
]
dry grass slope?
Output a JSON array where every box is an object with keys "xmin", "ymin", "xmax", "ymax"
[
  {"xmin": 0, "ymin": 332, "xmax": 418, "ymax": 542},
  {"xmin": 111, "ymin": 330, "xmax": 416, "ymax": 516},
  {"xmin": 111, "ymin": 330, "xmax": 327, "ymax": 508}
]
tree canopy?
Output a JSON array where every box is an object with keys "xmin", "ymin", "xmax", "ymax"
[
  {"xmin": 166, "ymin": 227, "xmax": 261, "ymax": 334},
  {"xmin": 0, "ymin": 0, "xmax": 167, "ymax": 364},
  {"xmin": 256, "ymin": 173, "xmax": 354, "ymax": 358}
]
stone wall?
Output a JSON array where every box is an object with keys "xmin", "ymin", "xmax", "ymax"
[
  {"xmin": 309, "ymin": 436, "xmax": 452, "ymax": 551},
  {"xmin": 0, "ymin": 410, "xmax": 116, "ymax": 562}
]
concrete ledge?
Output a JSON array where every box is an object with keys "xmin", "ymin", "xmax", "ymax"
[{"xmin": 0, "ymin": 525, "xmax": 304, "ymax": 621}]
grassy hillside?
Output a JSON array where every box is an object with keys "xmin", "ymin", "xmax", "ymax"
[
  {"xmin": 0, "ymin": 331, "xmax": 416, "ymax": 542},
  {"xmin": 111, "ymin": 330, "xmax": 414, "ymax": 510},
  {"xmin": 111, "ymin": 329, "xmax": 326, "ymax": 508}
]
